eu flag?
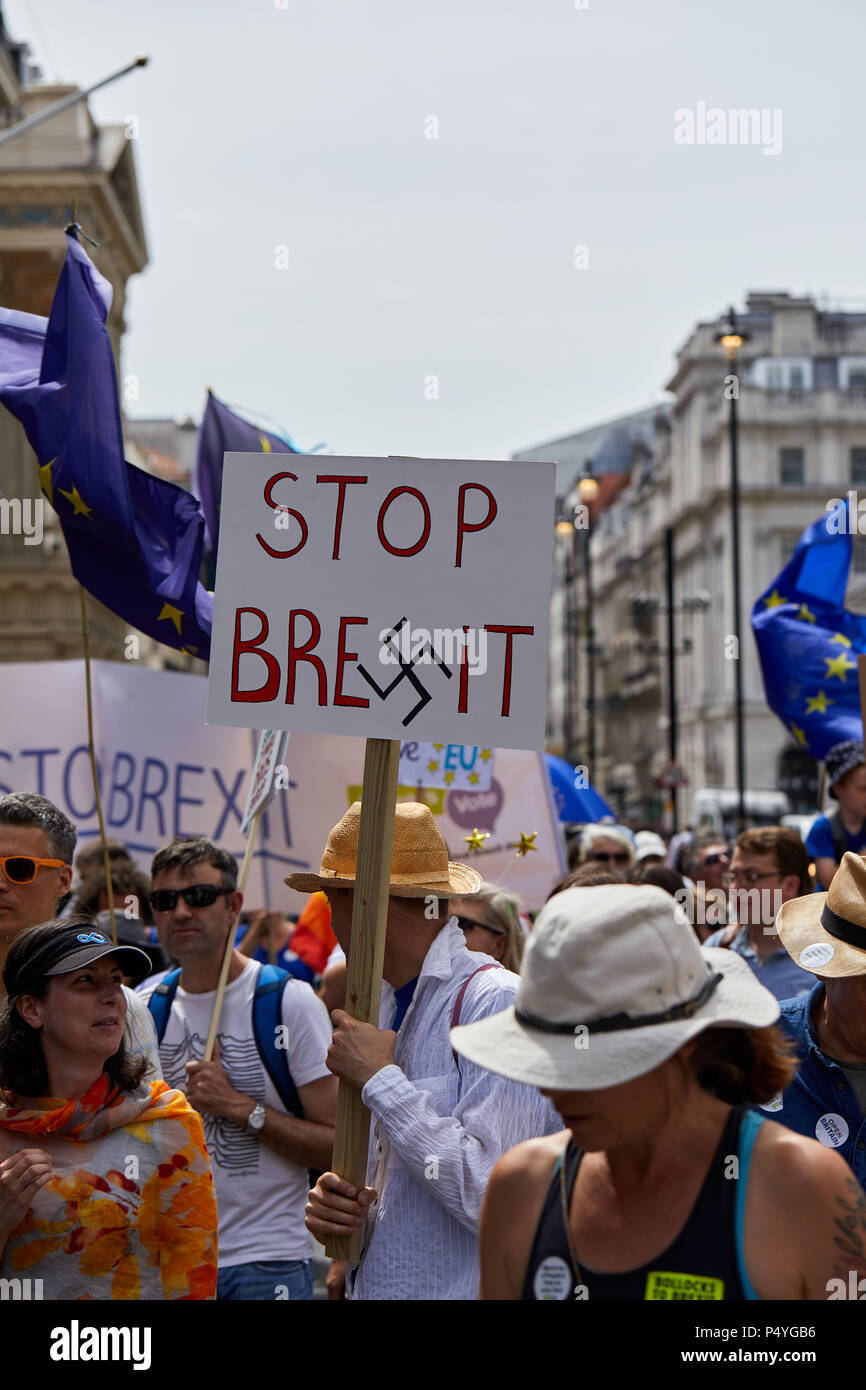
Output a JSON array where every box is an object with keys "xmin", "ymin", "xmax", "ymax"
[
  {"xmin": 751, "ymin": 500, "xmax": 864, "ymax": 758},
  {"xmin": 194, "ymin": 388, "xmax": 297, "ymax": 561},
  {"xmin": 0, "ymin": 231, "xmax": 213, "ymax": 659}
]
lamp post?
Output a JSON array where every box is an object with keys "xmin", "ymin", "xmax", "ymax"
[
  {"xmin": 717, "ymin": 308, "xmax": 750, "ymax": 833},
  {"xmin": 577, "ymin": 464, "xmax": 600, "ymax": 776},
  {"xmin": 555, "ymin": 510, "xmax": 577, "ymax": 761}
]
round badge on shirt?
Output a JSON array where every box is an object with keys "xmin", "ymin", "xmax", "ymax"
[
  {"xmin": 533, "ymin": 1255, "xmax": 574, "ymax": 1300},
  {"xmin": 815, "ymin": 1113, "xmax": 849, "ymax": 1148}
]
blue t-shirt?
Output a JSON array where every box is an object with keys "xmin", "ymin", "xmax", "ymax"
[
  {"xmin": 767, "ymin": 984, "xmax": 866, "ymax": 1187},
  {"xmin": 805, "ymin": 813, "xmax": 866, "ymax": 864},
  {"xmin": 703, "ymin": 926, "xmax": 814, "ymax": 1001}
]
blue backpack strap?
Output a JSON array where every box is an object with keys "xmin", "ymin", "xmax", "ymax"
[
  {"xmin": 146, "ymin": 967, "xmax": 183, "ymax": 1044},
  {"xmin": 735, "ymin": 1109, "xmax": 765, "ymax": 1301},
  {"xmin": 253, "ymin": 963, "xmax": 302, "ymax": 1118}
]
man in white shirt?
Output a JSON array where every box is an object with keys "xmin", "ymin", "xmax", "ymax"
[
  {"xmin": 0, "ymin": 792, "xmax": 161, "ymax": 1080},
  {"xmin": 294, "ymin": 801, "xmax": 560, "ymax": 1300},
  {"xmin": 139, "ymin": 835, "xmax": 337, "ymax": 1300}
]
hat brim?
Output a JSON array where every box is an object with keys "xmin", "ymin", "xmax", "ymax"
[
  {"xmin": 776, "ymin": 891, "xmax": 866, "ymax": 977},
  {"xmin": 284, "ymin": 861, "xmax": 483, "ymax": 899},
  {"xmin": 449, "ymin": 947, "xmax": 779, "ymax": 1090},
  {"xmin": 44, "ymin": 943, "xmax": 154, "ymax": 978}
]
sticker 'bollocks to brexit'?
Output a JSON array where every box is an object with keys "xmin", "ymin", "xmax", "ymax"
[{"xmin": 205, "ymin": 456, "xmax": 555, "ymax": 750}]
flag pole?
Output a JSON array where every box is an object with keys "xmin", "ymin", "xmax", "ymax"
[
  {"xmin": 203, "ymin": 805, "xmax": 264, "ymax": 1062},
  {"xmin": 79, "ymin": 588, "xmax": 117, "ymax": 945}
]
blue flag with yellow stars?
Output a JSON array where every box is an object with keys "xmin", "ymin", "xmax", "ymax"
[
  {"xmin": 0, "ymin": 231, "xmax": 212, "ymax": 660},
  {"xmin": 751, "ymin": 500, "xmax": 864, "ymax": 758},
  {"xmin": 194, "ymin": 388, "xmax": 297, "ymax": 562}
]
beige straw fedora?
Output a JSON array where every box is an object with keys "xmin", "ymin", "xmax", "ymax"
[
  {"xmin": 776, "ymin": 850, "xmax": 866, "ymax": 978},
  {"xmin": 284, "ymin": 800, "xmax": 483, "ymax": 899}
]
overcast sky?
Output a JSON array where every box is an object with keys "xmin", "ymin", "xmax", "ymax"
[{"xmin": 7, "ymin": 0, "xmax": 866, "ymax": 461}]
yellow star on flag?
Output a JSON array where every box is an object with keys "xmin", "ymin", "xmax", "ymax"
[
  {"xmin": 444, "ymin": 770, "xmax": 455, "ymax": 785},
  {"xmin": 258, "ymin": 432, "xmax": 272, "ymax": 453},
  {"xmin": 831, "ymin": 632, "xmax": 852, "ymax": 648},
  {"xmin": 58, "ymin": 484, "xmax": 92, "ymax": 517},
  {"xmin": 479, "ymin": 749, "xmax": 492, "ymax": 762},
  {"xmin": 433, "ymin": 743, "xmax": 444, "ymax": 751},
  {"xmin": 515, "ymin": 831, "xmax": 538, "ymax": 858},
  {"xmin": 764, "ymin": 589, "xmax": 787, "ymax": 608},
  {"xmin": 824, "ymin": 652, "xmax": 857, "ymax": 682},
  {"xmin": 157, "ymin": 602, "xmax": 184, "ymax": 635},
  {"xmin": 463, "ymin": 828, "xmax": 489, "ymax": 852},
  {"xmin": 468, "ymin": 772, "xmax": 479, "ymax": 785},
  {"xmin": 38, "ymin": 457, "xmax": 56, "ymax": 504},
  {"xmin": 790, "ymin": 724, "xmax": 807, "ymax": 746},
  {"xmin": 427, "ymin": 759, "xmax": 439, "ymax": 773},
  {"xmin": 797, "ymin": 603, "xmax": 816, "ymax": 624},
  {"xmin": 805, "ymin": 690, "xmax": 833, "ymax": 715}
]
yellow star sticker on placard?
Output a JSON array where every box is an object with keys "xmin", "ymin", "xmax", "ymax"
[
  {"xmin": 479, "ymin": 748, "xmax": 492, "ymax": 762},
  {"xmin": 797, "ymin": 603, "xmax": 816, "ymax": 624},
  {"xmin": 38, "ymin": 457, "xmax": 56, "ymax": 504},
  {"xmin": 824, "ymin": 652, "xmax": 857, "ymax": 681},
  {"xmin": 805, "ymin": 690, "xmax": 833, "ymax": 715},
  {"xmin": 427, "ymin": 759, "xmax": 439, "ymax": 773},
  {"xmin": 464, "ymin": 828, "xmax": 489, "ymax": 852},
  {"xmin": 790, "ymin": 724, "xmax": 807, "ymax": 746},
  {"xmin": 433, "ymin": 743, "xmax": 444, "ymax": 751},
  {"xmin": 58, "ymin": 484, "xmax": 92, "ymax": 517},
  {"xmin": 764, "ymin": 589, "xmax": 787, "ymax": 608},
  {"xmin": 157, "ymin": 602, "xmax": 184, "ymax": 635},
  {"xmin": 830, "ymin": 632, "xmax": 852, "ymax": 648},
  {"xmin": 515, "ymin": 831, "xmax": 538, "ymax": 857},
  {"xmin": 468, "ymin": 772, "xmax": 479, "ymax": 785}
]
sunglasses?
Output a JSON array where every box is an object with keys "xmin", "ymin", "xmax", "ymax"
[
  {"xmin": 702, "ymin": 851, "xmax": 730, "ymax": 867},
  {"xmin": 591, "ymin": 852, "xmax": 630, "ymax": 865},
  {"xmin": 455, "ymin": 914, "xmax": 506, "ymax": 938},
  {"xmin": 721, "ymin": 870, "xmax": 779, "ymax": 887},
  {"xmin": 0, "ymin": 855, "xmax": 65, "ymax": 884},
  {"xmin": 149, "ymin": 884, "xmax": 232, "ymax": 913}
]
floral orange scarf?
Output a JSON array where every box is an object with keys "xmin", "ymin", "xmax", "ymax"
[{"xmin": 0, "ymin": 1075, "xmax": 217, "ymax": 1299}]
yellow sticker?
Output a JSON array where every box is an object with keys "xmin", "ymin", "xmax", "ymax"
[{"xmin": 645, "ymin": 1270, "xmax": 724, "ymax": 1301}]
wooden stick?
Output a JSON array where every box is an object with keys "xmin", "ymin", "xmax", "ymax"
[
  {"xmin": 325, "ymin": 737, "xmax": 400, "ymax": 1262},
  {"xmin": 203, "ymin": 804, "xmax": 263, "ymax": 1062},
  {"xmin": 79, "ymin": 587, "xmax": 116, "ymax": 946}
]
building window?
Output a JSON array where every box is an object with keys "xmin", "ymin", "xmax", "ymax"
[
  {"xmin": 849, "ymin": 370, "xmax": 866, "ymax": 391},
  {"xmin": 780, "ymin": 448, "xmax": 805, "ymax": 485},
  {"xmin": 789, "ymin": 365, "xmax": 805, "ymax": 391},
  {"xmin": 852, "ymin": 448, "xmax": 866, "ymax": 485}
]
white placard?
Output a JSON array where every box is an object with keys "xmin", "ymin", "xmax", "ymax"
[
  {"xmin": 240, "ymin": 729, "xmax": 290, "ymax": 835},
  {"xmin": 206, "ymin": 455, "xmax": 555, "ymax": 750},
  {"xmin": 398, "ymin": 740, "xmax": 494, "ymax": 792}
]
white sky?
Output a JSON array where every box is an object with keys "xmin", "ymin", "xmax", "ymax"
[{"xmin": 7, "ymin": 0, "xmax": 866, "ymax": 460}]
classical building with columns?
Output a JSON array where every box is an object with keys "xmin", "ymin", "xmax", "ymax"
[
  {"xmin": 519, "ymin": 291, "xmax": 866, "ymax": 827},
  {"xmin": 0, "ymin": 12, "xmax": 204, "ymax": 673}
]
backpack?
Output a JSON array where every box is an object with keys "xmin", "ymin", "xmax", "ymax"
[
  {"xmin": 827, "ymin": 810, "xmax": 850, "ymax": 865},
  {"xmin": 147, "ymin": 962, "xmax": 302, "ymax": 1118},
  {"xmin": 450, "ymin": 961, "xmax": 503, "ymax": 1071}
]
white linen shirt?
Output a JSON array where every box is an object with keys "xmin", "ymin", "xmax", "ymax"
[{"xmin": 347, "ymin": 918, "xmax": 560, "ymax": 1301}]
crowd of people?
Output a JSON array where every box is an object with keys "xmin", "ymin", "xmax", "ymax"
[{"xmin": 1, "ymin": 735, "xmax": 866, "ymax": 1301}]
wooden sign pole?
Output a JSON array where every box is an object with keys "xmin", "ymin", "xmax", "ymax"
[
  {"xmin": 204, "ymin": 804, "xmax": 264, "ymax": 1063},
  {"xmin": 324, "ymin": 736, "xmax": 401, "ymax": 1262}
]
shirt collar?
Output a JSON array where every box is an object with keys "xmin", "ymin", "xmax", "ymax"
[{"xmin": 415, "ymin": 917, "xmax": 467, "ymax": 985}]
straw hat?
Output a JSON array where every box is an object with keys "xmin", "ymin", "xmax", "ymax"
[
  {"xmin": 284, "ymin": 801, "xmax": 483, "ymax": 899},
  {"xmin": 776, "ymin": 850, "xmax": 866, "ymax": 978},
  {"xmin": 450, "ymin": 883, "xmax": 779, "ymax": 1090}
]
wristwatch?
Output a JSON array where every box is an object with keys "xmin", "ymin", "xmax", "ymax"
[{"xmin": 245, "ymin": 1102, "xmax": 266, "ymax": 1134}]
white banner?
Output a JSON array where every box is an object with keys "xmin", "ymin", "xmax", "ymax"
[
  {"xmin": 0, "ymin": 662, "xmax": 565, "ymax": 911},
  {"xmin": 206, "ymin": 454, "xmax": 555, "ymax": 750}
]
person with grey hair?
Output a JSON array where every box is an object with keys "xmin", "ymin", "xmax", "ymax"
[
  {"xmin": 450, "ymin": 882, "xmax": 527, "ymax": 974},
  {"xmin": 0, "ymin": 792, "xmax": 162, "ymax": 1081},
  {"xmin": 577, "ymin": 824, "xmax": 636, "ymax": 871}
]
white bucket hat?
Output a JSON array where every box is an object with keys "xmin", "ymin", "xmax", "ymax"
[{"xmin": 450, "ymin": 883, "xmax": 779, "ymax": 1090}]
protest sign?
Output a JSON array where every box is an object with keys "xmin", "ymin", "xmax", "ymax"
[
  {"xmin": 240, "ymin": 728, "xmax": 290, "ymax": 835},
  {"xmin": 206, "ymin": 454, "xmax": 555, "ymax": 749},
  {"xmin": 398, "ymin": 739, "xmax": 494, "ymax": 792}
]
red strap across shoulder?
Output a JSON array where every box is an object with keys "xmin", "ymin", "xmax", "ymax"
[{"xmin": 450, "ymin": 962, "xmax": 502, "ymax": 1067}]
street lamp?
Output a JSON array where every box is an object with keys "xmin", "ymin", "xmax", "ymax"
[
  {"xmin": 716, "ymin": 306, "xmax": 750, "ymax": 833},
  {"xmin": 555, "ymin": 508, "xmax": 578, "ymax": 761},
  {"xmin": 577, "ymin": 464, "xmax": 600, "ymax": 777}
]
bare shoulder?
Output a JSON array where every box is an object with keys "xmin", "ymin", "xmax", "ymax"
[
  {"xmin": 489, "ymin": 1129, "xmax": 570, "ymax": 1189},
  {"xmin": 480, "ymin": 1130, "xmax": 570, "ymax": 1300},
  {"xmin": 752, "ymin": 1117, "xmax": 852, "ymax": 1197}
]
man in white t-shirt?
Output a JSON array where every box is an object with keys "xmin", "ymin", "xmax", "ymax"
[
  {"xmin": 0, "ymin": 792, "xmax": 162, "ymax": 1081},
  {"xmin": 139, "ymin": 835, "xmax": 337, "ymax": 1300}
]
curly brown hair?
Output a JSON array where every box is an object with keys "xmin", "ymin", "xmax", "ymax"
[{"xmin": 687, "ymin": 1024, "xmax": 798, "ymax": 1106}]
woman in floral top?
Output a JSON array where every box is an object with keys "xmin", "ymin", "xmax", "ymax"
[{"xmin": 0, "ymin": 920, "xmax": 218, "ymax": 1299}]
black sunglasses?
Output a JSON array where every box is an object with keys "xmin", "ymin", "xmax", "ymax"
[
  {"xmin": 591, "ymin": 852, "xmax": 630, "ymax": 865},
  {"xmin": 149, "ymin": 884, "xmax": 232, "ymax": 913},
  {"xmin": 702, "ymin": 851, "xmax": 730, "ymax": 867},
  {"xmin": 456, "ymin": 914, "xmax": 505, "ymax": 938}
]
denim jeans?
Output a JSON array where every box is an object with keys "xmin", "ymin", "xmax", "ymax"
[{"xmin": 217, "ymin": 1258, "xmax": 314, "ymax": 1301}]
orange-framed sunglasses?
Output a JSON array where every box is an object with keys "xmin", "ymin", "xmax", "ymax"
[{"xmin": 0, "ymin": 855, "xmax": 66, "ymax": 884}]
